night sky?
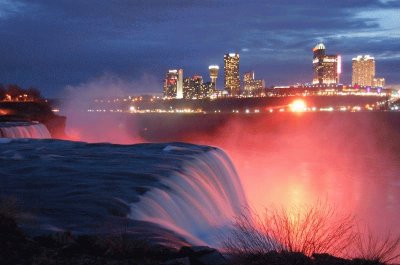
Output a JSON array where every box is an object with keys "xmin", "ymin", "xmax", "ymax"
[{"xmin": 0, "ymin": 0, "xmax": 399, "ymax": 97}]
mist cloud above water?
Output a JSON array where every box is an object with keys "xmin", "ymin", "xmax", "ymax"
[{"xmin": 61, "ymin": 73, "xmax": 159, "ymax": 144}]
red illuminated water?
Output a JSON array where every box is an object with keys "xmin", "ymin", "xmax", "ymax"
[
  {"xmin": 65, "ymin": 111, "xmax": 400, "ymax": 256},
  {"xmin": 132, "ymin": 112, "xmax": 400, "ymax": 239}
]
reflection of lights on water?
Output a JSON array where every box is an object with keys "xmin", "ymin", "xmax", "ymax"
[{"xmin": 290, "ymin": 99, "xmax": 307, "ymax": 112}]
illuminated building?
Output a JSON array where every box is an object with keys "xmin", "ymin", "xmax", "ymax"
[
  {"xmin": 352, "ymin": 55, "xmax": 375, "ymax": 87},
  {"xmin": 182, "ymin": 75, "xmax": 212, "ymax": 99},
  {"xmin": 183, "ymin": 77, "xmax": 193, "ymax": 99},
  {"xmin": 224, "ymin": 53, "xmax": 240, "ymax": 96},
  {"xmin": 202, "ymin": 82, "xmax": 215, "ymax": 98},
  {"xmin": 312, "ymin": 43, "xmax": 341, "ymax": 85},
  {"xmin": 243, "ymin": 71, "xmax": 265, "ymax": 97},
  {"xmin": 209, "ymin": 65, "xmax": 219, "ymax": 85},
  {"xmin": 373, "ymin": 77, "xmax": 385, "ymax": 87},
  {"xmin": 163, "ymin": 69, "xmax": 183, "ymax": 98},
  {"xmin": 176, "ymin": 69, "xmax": 183, "ymax": 99},
  {"xmin": 191, "ymin": 75, "xmax": 204, "ymax": 98}
]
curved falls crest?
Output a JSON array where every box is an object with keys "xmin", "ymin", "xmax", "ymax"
[
  {"xmin": 0, "ymin": 140, "xmax": 247, "ymax": 247},
  {"xmin": 129, "ymin": 146, "xmax": 248, "ymax": 246}
]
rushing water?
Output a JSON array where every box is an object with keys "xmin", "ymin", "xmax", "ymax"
[
  {"xmin": 0, "ymin": 140, "xmax": 247, "ymax": 246},
  {"xmin": 129, "ymin": 112, "xmax": 400, "ymax": 238},
  {"xmin": 2, "ymin": 112, "xmax": 400, "ymax": 252},
  {"xmin": 0, "ymin": 122, "xmax": 51, "ymax": 139}
]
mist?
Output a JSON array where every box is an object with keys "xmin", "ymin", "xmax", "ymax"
[
  {"xmin": 60, "ymin": 73, "xmax": 159, "ymax": 144},
  {"xmin": 127, "ymin": 112, "xmax": 400, "ymax": 239}
]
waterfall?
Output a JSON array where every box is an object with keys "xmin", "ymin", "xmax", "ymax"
[
  {"xmin": 1, "ymin": 140, "xmax": 247, "ymax": 247},
  {"xmin": 129, "ymin": 145, "xmax": 248, "ymax": 246},
  {"xmin": 0, "ymin": 122, "xmax": 51, "ymax": 139}
]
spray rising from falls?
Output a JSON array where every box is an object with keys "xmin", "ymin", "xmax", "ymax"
[
  {"xmin": 129, "ymin": 145, "xmax": 248, "ymax": 246},
  {"xmin": 0, "ymin": 122, "xmax": 51, "ymax": 138}
]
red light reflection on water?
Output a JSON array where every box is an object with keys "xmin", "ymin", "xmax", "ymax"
[{"xmin": 177, "ymin": 113, "xmax": 400, "ymax": 241}]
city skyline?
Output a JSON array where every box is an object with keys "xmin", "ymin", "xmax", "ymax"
[{"xmin": 0, "ymin": 1, "xmax": 399, "ymax": 97}]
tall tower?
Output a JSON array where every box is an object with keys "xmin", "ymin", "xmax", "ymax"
[
  {"xmin": 224, "ymin": 53, "xmax": 240, "ymax": 96},
  {"xmin": 209, "ymin": 65, "xmax": 219, "ymax": 84},
  {"xmin": 176, "ymin": 69, "xmax": 184, "ymax": 99},
  {"xmin": 312, "ymin": 43, "xmax": 340, "ymax": 85},
  {"xmin": 352, "ymin": 55, "xmax": 375, "ymax": 87}
]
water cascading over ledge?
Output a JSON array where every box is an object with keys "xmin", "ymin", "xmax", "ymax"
[
  {"xmin": 0, "ymin": 140, "xmax": 247, "ymax": 247},
  {"xmin": 0, "ymin": 122, "xmax": 51, "ymax": 138},
  {"xmin": 129, "ymin": 145, "xmax": 248, "ymax": 246}
]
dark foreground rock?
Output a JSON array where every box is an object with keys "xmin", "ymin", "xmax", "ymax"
[
  {"xmin": 0, "ymin": 213, "xmax": 385, "ymax": 265},
  {"xmin": 231, "ymin": 252, "xmax": 383, "ymax": 265}
]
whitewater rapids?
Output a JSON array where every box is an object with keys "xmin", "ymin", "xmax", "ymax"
[{"xmin": 0, "ymin": 139, "xmax": 247, "ymax": 246}]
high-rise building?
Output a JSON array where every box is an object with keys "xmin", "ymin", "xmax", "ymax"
[
  {"xmin": 224, "ymin": 53, "xmax": 240, "ymax": 96},
  {"xmin": 163, "ymin": 69, "xmax": 184, "ymax": 98},
  {"xmin": 176, "ymin": 69, "xmax": 184, "ymax": 99},
  {"xmin": 243, "ymin": 71, "xmax": 265, "ymax": 97},
  {"xmin": 312, "ymin": 43, "xmax": 341, "ymax": 85},
  {"xmin": 182, "ymin": 75, "xmax": 212, "ymax": 99},
  {"xmin": 352, "ymin": 55, "xmax": 375, "ymax": 87},
  {"xmin": 183, "ymin": 77, "xmax": 192, "ymax": 99}
]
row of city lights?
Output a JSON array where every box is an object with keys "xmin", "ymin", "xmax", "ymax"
[{"xmin": 85, "ymin": 100, "xmax": 396, "ymax": 114}]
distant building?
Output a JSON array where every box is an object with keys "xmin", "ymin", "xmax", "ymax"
[
  {"xmin": 243, "ymin": 71, "xmax": 265, "ymax": 97},
  {"xmin": 352, "ymin": 55, "xmax": 375, "ymax": 87},
  {"xmin": 183, "ymin": 77, "xmax": 193, "ymax": 99},
  {"xmin": 312, "ymin": 43, "xmax": 341, "ymax": 85},
  {"xmin": 163, "ymin": 69, "xmax": 183, "ymax": 98},
  {"xmin": 209, "ymin": 65, "xmax": 219, "ymax": 91},
  {"xmin": 191, "ymin": 75, "xmax": 204, "ymax": 98},
  {"xmin": 176, "ymin": 69, "xmax": 184, "ymax": 99},
  {"xmin": 373, "ymin": 77, "xmax": 385, "ymax": 87},
  {"xmin": 182, "ymin": 75, "xmax": 213, "ymax": 99},
  {"xmin": 224, "ymin": 53, "xmax": 240, "ymax": 96}
]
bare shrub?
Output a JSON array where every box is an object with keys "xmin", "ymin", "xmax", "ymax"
[
  {"xmin": 353, "ymin": 228, "xmax": 400, "ymax": 264},
  {"xmin": 224, "ymin": 202, "xmax": 356, "ymax": 257}
]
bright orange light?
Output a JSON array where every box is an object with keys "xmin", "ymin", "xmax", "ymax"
[{"xmin": 290, "ymin": 99, "xmax": 307, "ymax": 112}]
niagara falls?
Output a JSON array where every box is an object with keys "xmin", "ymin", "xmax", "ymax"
[{"xmin": 1, "ymin": 1, "xmax": 400, "ymax": 264}]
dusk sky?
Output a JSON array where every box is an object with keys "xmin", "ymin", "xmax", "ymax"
[{"xmin": 0, "ymin": 0, "xmax": 399, "ymax": 97}]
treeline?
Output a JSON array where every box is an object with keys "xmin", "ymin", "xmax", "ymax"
[{"xmin": 0, "ymin": 84, "xmax": 43, "ymax": 102}]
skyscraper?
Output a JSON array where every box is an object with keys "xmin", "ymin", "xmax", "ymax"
[
  {"xmin": 176, "ymin": 69, "xmax": 184, "ymax": 99},
  {"xmin": 224, "ymin": 53, "xmax": 240, "ymax": 96},
  {"xmin": 312, "ymin": 43, "xmax": 341, "ymax": 85},
  {"xmin": 352, "ymin": 55, "xmax": 375, "ymax": 87},
  {"xmin": 163, "ymin": 69, "xmax": 183, "ymax": 98}
]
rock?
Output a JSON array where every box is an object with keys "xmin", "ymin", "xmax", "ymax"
[
  {"xmin": 163, "ymin": 257, "xmax": 191, "ymax": 265},
  {"xmin": 196, "ymin": 250, "xmax": 227, "ymax": 265},
  {"xmin": 179, "ymin": 246, "xmax": 227, "ymax": 265},
  {"xmin": 179, "ymin": 246, "xmax": 214, "ymax": 256},
  {"xmin": 313, "ymin": 253, "xmax": 350, "ymax": 265}
]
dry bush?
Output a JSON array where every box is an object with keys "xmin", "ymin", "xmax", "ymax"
[
  {"xmin": 224, "ymin": 202, "xmax": 356, "ymax": 257},
  {"xmin": 353, "ymin": 228, "xmax": 400, "ymax": 264}
]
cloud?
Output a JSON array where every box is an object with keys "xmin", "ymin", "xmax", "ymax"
[{"xmin": 0, "ymin": 0, "xmax": 398, "ymax": 94}]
